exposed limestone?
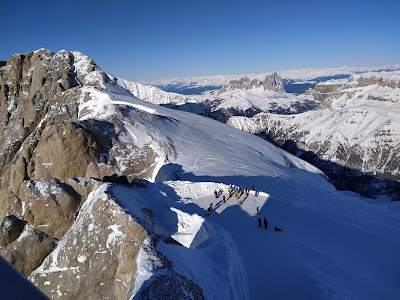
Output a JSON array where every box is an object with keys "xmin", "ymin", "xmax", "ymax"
[
  {"xmin": 0, "ymin": 216, "xmax": 57, "ymax": 276},
  {"xmin": 219, "ymin": 77, "xmax": 260, "ymax": 94},
  {"xmin": 0, "ymin": 215, "xmax": 26, "ymax": 247},
  {"xmin": 32, "ymin": 122, "xmax": 101, "ymax": 181},
  {"xmin": 0, "ymin": 49, "xmax": 196, "ymax": 299},
  {"xmin": 262, "ymin": 72, "xmax": 285, "ymax": 92},
  {"xmin": 135, "ymin": 234, "xmax": 205, "ymax": 300},
  {"xmin": 29, "ymin": 184, "xmax": 150, "ymax": 300},
  {"xmin": 17, "ymin": 178, "xmax": 81, "ymax": 240}
]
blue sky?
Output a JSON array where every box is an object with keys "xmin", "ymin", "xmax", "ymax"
[{"xmin": 2, "ymin": 0, "xmax": 399, "ymax": 81}]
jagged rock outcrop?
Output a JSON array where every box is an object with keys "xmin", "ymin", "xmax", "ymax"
[
  {"xmin": 0, "ymin": 216, "xmax": 57, "ymax": 276},
  {"xmin": 0, "ymin": 49, "xmax": 194, "ymax": 299},
  {"xmin": 16, "ymin": 178, "xmax": 81, "ymax": 239},
  {"xmin": 0, "ymin": 49, "xmax": 166, "ymax": 215},
  {"xmin": 262, "ymin": 72, "xmax": 285, "ymax": 92},
  {"xmin": 29, "ymin": 184, "xmax": 149, "ymax": 299},
  {"xmin": 219, "ymin": 77, "xmax": 260, "ymax": 94},
  {"xmin": 137, "ymin": 235, "xmax": 205, "ymax": 300}
]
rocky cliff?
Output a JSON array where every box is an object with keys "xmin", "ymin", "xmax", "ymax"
[
  {"xmin": 262, "ymin": 72, "xmax": 285, "ymax": 92},
  {"xmin": 0, "ymin": 49, "xmax": 203, "ymax": 299},
  {"xmin": 218, "ymin": 77, "xmax": 260, "ymax": 94}
]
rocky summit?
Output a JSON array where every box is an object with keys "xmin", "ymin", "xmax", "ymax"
[
  {"xmin": 0, "ymin": 49, "xmax": 202, "ymax": 299},
  {"xmin": 262, "ymin": 72, "xmax": 285, "ymax": 92}
]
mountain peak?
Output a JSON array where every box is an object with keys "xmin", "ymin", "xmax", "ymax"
[{"xmin": 262, "ymin": 72, "xmax": 285, "ymax": 92}]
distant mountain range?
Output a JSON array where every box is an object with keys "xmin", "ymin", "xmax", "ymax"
[{"xmin": 142, "ymin": 65, "xmax": 400, "ymax": 95}]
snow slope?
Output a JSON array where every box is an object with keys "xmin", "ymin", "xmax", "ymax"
[
  {"xmin": 198, "ymin": 85, "xmax": 319, "ymax": 116},
  {"xmin": 76, "ymin": 79, "xmax": 400, "ymax": 299}
]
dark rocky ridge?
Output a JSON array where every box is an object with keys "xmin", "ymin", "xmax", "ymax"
[{"xmin": 0, "ymin": 49, "xmax": 204, "ymax": 299}]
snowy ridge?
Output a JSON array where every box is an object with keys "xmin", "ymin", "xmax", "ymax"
[
  {"xmin": 109, "ymin": 75, "xmax": 196, "ymax": 105},
  {"xmin": 203, "ymin": 85, "xmax": 318, "ymax": 114}
]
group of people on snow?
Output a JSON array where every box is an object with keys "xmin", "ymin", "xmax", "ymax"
[{"xmin": 209, "ymin": 183, "xmax": 282, "ymax": 231}]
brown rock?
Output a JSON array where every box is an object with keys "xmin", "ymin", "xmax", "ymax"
[
  {"xmin": 219, "ymin": 77, "xmax": 260, "ymax": 94},
  {"xmin": 32, "ymin": 122, "xmax": 101, "ymax": 181},
  {"xmin": 29, "ymin": 185, "xmax": 150, "ymax": 299},
  {"xmin": 0, "ymin": 216, "xmax": 57, "ymax": 276},
  {"xmin": 17, "ymin": 178, "xmax": 81, "ymax": 239},
  {"xmin": 262, "ymin": 72, "xmax": 285, "ymax": 92}
]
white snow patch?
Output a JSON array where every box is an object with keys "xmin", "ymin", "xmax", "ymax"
[
  {"xmin": 170, "ymin": 207, "xmax": 206, "ymax": 248},
  {"xmin": 76, "ymin": 255, "xmax": 86, "ymax": 263}
]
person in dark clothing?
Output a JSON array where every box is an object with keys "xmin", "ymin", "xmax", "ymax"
[
  {"xmin": 275, "ymin": 226, "xmax": 282, "ymax": 231},
  {"xmin": 263, "ymin": 217, "xmax": 268, "ymax": 229},
  {"xmin": 258, "ymin": 218, "xmax": 261, "ymax": 227},
  {"xmin": 206, "ymin": 206, "xmax": 211, "ymax": 216},
  {"xmin": 223, "ymin": 195, "xmax": 226, "ymax": 203},
  {"xmin": 256, "ymin": 206, "xmax": 259, "ymax": 215},
  {"xmin": 214, "ymin": 190, "xmax": 217, "ymax": 198}
]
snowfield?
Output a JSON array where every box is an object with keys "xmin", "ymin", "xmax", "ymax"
[{"xmin": 72, "ymin": 78, "xmax": 400, "ymax": 299}]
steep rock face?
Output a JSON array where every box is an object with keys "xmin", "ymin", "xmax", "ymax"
[
  {"xmin": 312, "ymin": 71, "xmax": 400, "ymax": 107},
  {"xmin": 135, "ymin": 235, "xmax": 205, "ymax": 300},
  {"xmin": 0, "ymin": 216, "xmax": 57, "ymax": 276},
  {"xmin": 219, "ymin": 77, "xmax": 260, "ymax": 94},
  {"xmin": 29, "ymin": 184, "xmax": 150, "ymax": 299},
  {"xmin": 16, "ymin": 178, "xmax": 81, "ymax": 239},
  {"xmin": 262, "ymin": 72, "xmax": 285, "ymax": 92},
  {"xmin": 0, "ymin": 49, "xmax": 177, "ymax": 299}
]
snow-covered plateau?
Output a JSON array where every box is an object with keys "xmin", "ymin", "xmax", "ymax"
[{"xmin": 0, "ymin": 50, "xmax": 400, "ymax": 300}]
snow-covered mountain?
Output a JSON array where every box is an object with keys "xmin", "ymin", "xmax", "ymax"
[
  {"xmin": 196, "ymin": 73, "xmax": 319, "ymax": 122},
  {"xmin": 229, "ymin": 70, "xmax": 400, "ymax": 200},
  {"xmin": 143, "ymin": 65, "xmax": 400, "ymax": 95},
  {"xmin": 1, "ymin": 49, "xmax": 400, "ymax": 299}
]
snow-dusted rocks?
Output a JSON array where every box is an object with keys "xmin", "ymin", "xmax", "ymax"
[
  {"xmin": 199, "ymin": 74, "xmax": 318, "ymax": 122},
  {"xmin": 0, "ymin": 216, "xmax": 57, "ymax": 276},
  {"xmin": 29, "ymin": 184, "xmax": 150, "ymax": 299},
  {"xmin": 0, "ymin": 49, "xmax": 176, "ymax": 297},
  {"xmin": 17, "ymin": 179, "xmax": 81, "ymax": 239}
]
